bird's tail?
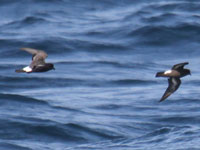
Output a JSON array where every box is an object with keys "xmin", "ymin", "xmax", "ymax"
[
  {"xmin": 155, "ymin": 72, "xmax": 165, "ymax": 77},
  {"xmin": 15, "ymin": 69, "xmax": 26, "ymax": 73}
]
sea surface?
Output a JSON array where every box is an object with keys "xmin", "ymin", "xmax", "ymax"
[{"xmin": 0, "ymin": 0, "xmax": 200, "ymax": 149}]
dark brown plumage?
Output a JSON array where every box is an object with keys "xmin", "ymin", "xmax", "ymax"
[
  {"xmin": 156, "ymin": 62, "xmax": 190, "ymax": 102},
  {"xmin": 15, "ymin": 48, "xmax": 55, "ymax": 73}
]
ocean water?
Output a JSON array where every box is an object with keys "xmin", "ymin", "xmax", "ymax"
[{"xmin": 0, "ymin": 0, "xmax": 200, "ymax": 149}]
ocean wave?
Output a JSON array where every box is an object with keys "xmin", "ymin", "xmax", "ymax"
[
  {"xmin": 0, "ymin": 142, "xmax": 32, "ymax": 150},
  {"xmin": 0, "ymin": 93, "xmax": 48, "ymax": 105},
  {"xmin": 0, "ymin": 117, "xmax": 121, "ymax": 143},
  {"xmin": 21, "ymin": 16, "xmax": 48, "ymax": 24},
  {"xmin": 0, "ymin": 74, "xmax": 156, "ymax": 90},
  {"xmin": 0, "ymin": 77, "xmax": 84, "ymax": 89},
  {"xmin": 154, "ymin": 116, "xmax": 200, "ymax": 125},
  {"xmin": 0, "ymin": 16, "xmax": 49, "ymax": 30},
  {"xmin": 0, "ymin": 0, "xmax": 200, "ymax": 149},
  {"xmin": 55, "ymin": 60, "xmax": 156, "ymax": 69},
  {"xmin": 127, "ymin": 23, "xmax": 200, "ymax": 47},
  {"xmin": 110, "ymin": 79, "xmax": 156, "ymax": 86},
  {"xmin": 92, "ymin": 104, "xmax": 127, "ymax": 110}
]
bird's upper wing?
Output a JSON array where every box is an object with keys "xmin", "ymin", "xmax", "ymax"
[
  {"xmin": 159, "ymin": 77, "xmax": 181, "ymax": 102},
  {"xmin": 21, "ymin": 48, "xmax": 48, "ymax": 68},
  {"xmin": 172, "ymin": 62, "xmax": 189, "ymax": 70}
]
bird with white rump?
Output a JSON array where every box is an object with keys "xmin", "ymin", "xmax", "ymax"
[
  {"xmin": 156, "ymin": 62, "xmax": 191, "ymax": 102},
  {"xmin": 15, "ymin": 48, "xmax": 55, "ymax": 73}
]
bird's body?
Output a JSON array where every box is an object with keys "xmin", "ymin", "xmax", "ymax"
[
  {"xmin": 156, "ymin": 70, "xmax": 181, "ymax": 78},
  {"xmin": 15, "ymin": 48, "xmax": 55, "ymax": 73},
  {"xmin": 156, "ymin": 62, "xmax": 190, "ymax": 102}
]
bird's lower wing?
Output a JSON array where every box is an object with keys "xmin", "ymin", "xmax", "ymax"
[{"xmin": 159, "ymin": 77, "xmax": 181, "ymax": 102}]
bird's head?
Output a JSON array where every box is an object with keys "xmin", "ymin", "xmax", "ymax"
[
  {"xmin": 184, "ymin": 69, "xmax": 191, "ymax": 76},
  {"xmin": 47, "ymin": 63, "xmax": 55, "ymax": 70}
]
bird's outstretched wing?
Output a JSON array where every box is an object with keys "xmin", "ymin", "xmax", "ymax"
[
  {"xmin": 159, "ymin": 77, "xmax": 181, "ymax": 102},
  {"xmin": 172, "ymin": 62, "xmax": 189, "ymax": 70},
  {"xmin": 21, "ymin": 48, "xmax": 48, "ymax": 68}
]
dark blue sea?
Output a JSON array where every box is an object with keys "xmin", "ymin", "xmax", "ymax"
[{"xmin": 1, "ymin": 0, "xmax": 200, "ymax": 149}]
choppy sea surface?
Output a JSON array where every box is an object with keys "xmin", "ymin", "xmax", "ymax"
[{"xmin": 1, "ymin": 0, "xmax": 200, "ymax": 149}]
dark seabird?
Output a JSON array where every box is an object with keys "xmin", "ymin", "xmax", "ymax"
[
  {"xmin": 156, "ymin": 62, "xmax": 190, "ymax": 102},
  {"xmin": 15, "ymin": 48, "xmax": 55, "ymax": 73}
]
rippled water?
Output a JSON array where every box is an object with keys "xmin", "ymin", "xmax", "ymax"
[{"xmin": 1, "ymin": 0, "xmax": 200, "ymax": 149}]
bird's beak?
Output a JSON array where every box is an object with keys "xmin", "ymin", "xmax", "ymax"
[{"xmin": 53, "ymin": 67, "xmax": 55, "ymax": 70}]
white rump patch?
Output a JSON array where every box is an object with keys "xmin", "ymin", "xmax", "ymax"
[
  {"xmin": 164, "ymin": 70, "xmax": 172, "ymax": 75},
  {"xmin": 23, "ymin": 66, "xmax": 32, "ymax": 72}
]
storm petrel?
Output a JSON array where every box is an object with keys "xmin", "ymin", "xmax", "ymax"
[
  {"xmin": 15, "ymin": 48, "xmax": 55, "ymax": 73},
  {"xmin": 156, "ymin": 62, "xmax": 190, "ymax": 102}
]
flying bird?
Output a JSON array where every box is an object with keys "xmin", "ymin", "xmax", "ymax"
[
  {"xmin": 156, "ymin": 62, "xmax": 190, "ymax": 102},
  {"xmin": 15, "ymin": 48, "xmax": 55, "ymax": 73}
]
